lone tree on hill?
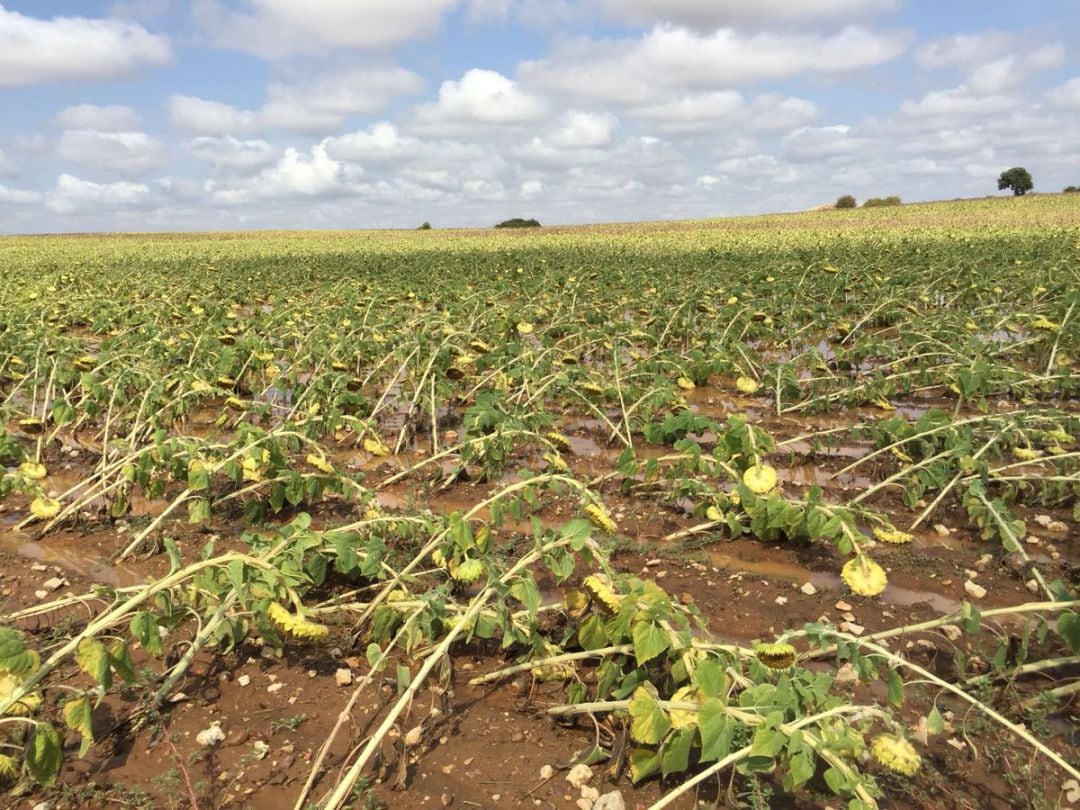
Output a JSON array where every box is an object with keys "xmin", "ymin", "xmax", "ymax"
[{"xmin": 997, "ymin": 167, "xmax": 1033, "ymax": 196}]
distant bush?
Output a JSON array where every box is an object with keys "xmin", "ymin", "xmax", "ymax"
[
  {"xmin": 835, "ymin": 195, "xmax": 856, "ymax": 209},
  {"xmin": 1065, "ymin": 186, "xmax": 1080, "ymax": 194},
  {"xmin": 417, "ymin": 221, "xmax": 432, "ymax": 230},
  {"xmin": 494, "ymin": 218, "xmax": 541, "ymax": 228},
  {"xmin": 863, "ymin": 196, "xmax": 902, "ymax": 208}
]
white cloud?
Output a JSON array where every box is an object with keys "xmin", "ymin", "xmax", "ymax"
[
  {"xmin": 414, "ymin": 69, "xmax": 547, "ymax": 133},
  {"xmin": 324, "ymin": 123, "xmax": 423, "ymax": 162},
  {"xmin": 915, "ymin": 31, "xmax": 1015, "ymax": 70},
  {"xmin": 1047, "ymin": 76, "xmax": 1080, "ymax": 108},
  {"xmin": 188, "ymin": 136, "xmax": 278, "ymax": 171},
  {"xmin": 54, "ymin": 104, "xmax": 142, "ymax": 132},
  {"xmin": 521, "ymin": 26, "xmax": 909, "ymax": 105},
  {"xmin": 599, "ymin": 0, "xmax": 899, "ymax": 30},
  {"xmin": 168, "ymin": 68, "xmax": 424, "ymax": 136},
  {"xmin": 208, "ymin": 144, "xmax": 360, "ymax": 203},
  {"xmin": 632, "ymin": 91, "xmax": 818, "ymax": 133},
  {"xmin": 168, "ymin": 95, "xmax": 258, "ymax": 136},
  {"xmin": 0, "ymin": 182, "xmax": 40, "ymax": 203},
  {"xmin": 45, "ymin": 174, "xmax": 151, "ymax": 213},
  {"xmin": 56, "ymin": 129, "xmax": 168, "ymax": 175},
  {"xmin": 0, "ymin": 148, "xmax": 16, "ymax": 178},
  {"xmin": 547, "ymin": 111, "xmax": 618, "ymax": 148},
  {"xmin": 0, "ymin": 5, "xmax": 171, "ymax": 87},
  {"xmin": 901, "ymin": 87, "xmax": 1015, "ymax": 118},
  {"xmin": 193, "ymin": 0, "xmax": 459, "ymax": 57}
]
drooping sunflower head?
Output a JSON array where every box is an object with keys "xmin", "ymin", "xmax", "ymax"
[
  {"xmin": 584, "ymin": 502, "xmax": 617, "ymax": 535},
  {"xmin": 582, "ymin": 574, "xmax": 623, "ymax": 616},
  {"xmin": 742, "ymin": 464, "xmax": 778, "ymax": 495},
  {"xmin": 735, "ymin": 376, "xmax": 759, "ymax": 395},
  {"xmin": 870, "ymin": 734, "xmax": 921, "ymax": 776},
  {"xmin": 267, "ymin": 602, "xmax": 330, "ymax": 643},
  {"xmin": 872, "ymin": 527, "xmax": 914, "ymax": 545},
  {"xmin": 18, "ymin": 462, "xmax": 47, "ymax": 480},
  {"xmin": 754, "ymin": 642, "xmax": 797, "ymax": 670},
  {"xmin": 30, "ymin": 496, "xmax": 62, "ymax": 521},
  {"xmin": 841, "ymin": 555, "xmax": 888, "ymax": 597}
]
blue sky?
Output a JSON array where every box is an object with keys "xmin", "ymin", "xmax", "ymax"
[{"xmin": 1, "ymin": 1, "xmax": 1078, "ymax": 233}]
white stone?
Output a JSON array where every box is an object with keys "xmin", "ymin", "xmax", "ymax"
[
  {"xmin": 1046, "ymin": 520, "xmax": 1067, "ymax": 534},
  {"xmin": 834, "ymin": 600, "xmax": 853, "ymax": 611},
  {"xmin": 335, "ymin": 668, "xmax": 353, "ymax": 687},
  {"xmin": 267, "ymin": 682, "xmax": 284, "ymax": 693},
  {"xmin": 940, "ymin": 624, "xmax": 962, "ymax": 641},
  {"xmin": 566, "ymin": 763, "xmax": 593, "ymax": 789},
  {"xmin": 774, "ymin": 596, "xmax": 788, "ymax": 606},
  {"xmin": 196, "ymin": 723, "xmax": 226, "ymax": 747},
  {"xmin": 1034, "ymin": 514, "xmax": 1052, "ymax": 528},
  {"xmin": 963, "ymin": 580, "xmax": 987, "ymax": 600},
  {"xmin": 933, "ymin": 524, "xmax": 950, "ymax": 537},
  {"xmin": 593, "ymin": 792, "xmax": 626, "ymax": 810},
  {"xmin": 42, "ymin": 577, "xmax": 66, "ymax": 591},
  {"xmin": 581, "ymin": 785, "xmax": 600, "ymax": 802},
  {"xmin": 237, "ymin": 674, "xmax": 251, "ymax": 687},
  {"xmin": 800, "ymin": 582, "xmax": 817, "ymax": 596},
  {"xmin": 539, "ymin": 765, "xmax": 554, "ymax": 780}
]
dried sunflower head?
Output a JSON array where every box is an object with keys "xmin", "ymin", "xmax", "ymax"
[
  {"xmin": 841, "ymin": 556, "xmax": 888, "ymax": 597},
  {"xmin": 870, "ymin": 734, "xmax": 921, "ymax": 776},
  {"xmin": 30, "ymin": 496, "xmax": 61, "ymax": 520},
  {"xmin": 754, "ymin": 642, "xmax": 797, "ymax": 670},
  {"xmin": 872, "ymin": 527, "xmax": 914, "ymax": 545},
  {"xmin": 584, "ymin": 503, "xmax": 617, "ymax": 535},
  {"xmin": 582, "ymin": 574, "xmax": 622, "ymax": 616},
  {"xmin": 545, "ymin": 432, "xmax": 572, "ymax": 453},
  {"xmin": 742, "ymin": 464, "xmax": 778, "ymax": 495},
  {"xmin": 267, "ymin": 603, "xmax": 330, "ymax": 643},
  {"xmin": 18, "ymin": 462, "xmax": 47, "ymax": 480}
]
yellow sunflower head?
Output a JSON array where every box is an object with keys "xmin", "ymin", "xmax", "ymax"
[
  {"xmin": 872, "ymin": 527, "xmax": 914, "ymax": 545},
  {"xmin": 754, "ymin": 642, "xmax": 797, "ymax": 670},
  {"xmin": 870, "ymin": 734, "xmax": 921, "ymax": 776},
  {"xmin": 18, "ymin": 462, "xmax": 47, "ymax": 480},
  {"xmin": 267, "ymin": 603, "xmax": 330, "ymax": 643},
  {"xmin": 582, "ymin": 574, "xmax": 623, "ymax": 616},
  {"xmin": 30, "ymin": 496, "xmax": 61, "ymax": 521},
  {"xmin": 735, "ymin": 376, "xmax": 759, "ymax": 395},
  {"xmin": 841, "ymin": 556, "xmax": 888, "ymax": 597},
  {"xmin": 742, "ymin": 464, "xmax": 778, "ymax": 495},
  {"xmin": 584, "ymin": 503, "xmax": 617, "ymax": 535}
]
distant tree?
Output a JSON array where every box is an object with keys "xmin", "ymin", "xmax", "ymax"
[
  {"xmin": 997, "ymin": 167, "xmax": 1033, "ymax": 196},
  {"xmin": 494, "ymin": 218, "xmax": 541, "ymax": 228},
  {"xmin": 863, "ymin": 196, "xmax": 902, "ymax": 208},
  {"xmin": 417, "ymin": 221, "xmax": 432, "ymax": 230},
  {"xmin": 1064, "ymin": 185, "xmax": 1080, "ymax": 194},
  {"xmin": 835, "ymin": 195, "xmax": 856, "ymax": 209}
]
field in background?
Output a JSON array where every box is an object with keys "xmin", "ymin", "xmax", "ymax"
[{"xmin": 0, "ymin": 194, "xmax": 1078, "ymax": 809}]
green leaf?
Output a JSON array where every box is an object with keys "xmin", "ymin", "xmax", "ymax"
[
  {"xmin": 0, "ymin": 628, "xmax": 39, "ymax": 676},
  {"xmin": 628, "ymin": 748, "xmax": 661, "ymax": 783},
  {"xmin": 926, "ymin": 706, "xmax": 945, "ymax": 735},
  {"xmin": 559, "ymin": 518, "xmax": 592, "ymax": 550},
  {"xmin": 187, "ymin": 461, "xmax": 211, "ymax": 491},
  {"xmin": 578, "ymin": 615, "xmax": 609, "ymax": 651},
  {"xmin": 823, "ymin": 766, "xmax": 850, "ymax": 796},
  {"xmin": 62, "ymin": 695, "xmax": 95, "ymax": 758},
  {"xmin": 26, "ymin": 723, "xmax": 63, "ymax": 785},
  {"xmin": 661, "ymin": 727, "xmax": 695, "ymax": 777},
  {"xmin": 886, "ymin": 668, "xmax": 905, "ymax": 707},
  {"xmin": 109, "ymin": 641, "xmax": 136, "ymax": 684},
  {"xmin": 1057, "ymin": 612, "xmax": 1080, "ymax": 653},
  {"xmin": 632, "ymin": 620, "xmax": 671, "ymax": 666},
  {"xmin": 131, "ymin": 611, "xmax": 164, "ymax": 656},
  {"xmin": 187, "ymin": 497, "xmax": 211, "ymax": 525},
  {"xmin": 75, "ymin": 639, "xmax": 112, "ymax": 690},
  {"xmin": 628, "ymin": 686, "xmax": 670, "ymax": 745},
  {"xmin": 698, "ymin": 698, "xmax": 733, "ymax": 762},
  {"xmin": 692, "ymin": 658, "xmax": 728, "ymax": 699}
]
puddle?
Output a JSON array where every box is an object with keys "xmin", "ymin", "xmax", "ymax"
[{"xmin": 0, "ymin": 529, "xmax": 149, "ymax": 588}]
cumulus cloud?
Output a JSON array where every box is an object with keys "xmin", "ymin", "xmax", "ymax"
[
  {"xmin": 208, "ymin": 144, "xmax": 362, "ymax": 203},
  {"xmin": 54, "ymin": 104, "xmax": 142, "ymax": 132},
  {"xmin": 45, "ymin": 174, "xmax": 151, "ymax": 213},
  {"xmin": 632, "ymin": 92, "xmax": 818, "ymax": 133},
  {"xmin": 520, "ymin": 26, "xmax": 909, "ymax": 105},
  {"xmin": 599, "ymin": 0, "xmax": 899, "ymax": 30},
  {"xmin": 414, "ymin": 69, "xmax": 547, "ymax": 133},
  {"xmin": 187, "ymin": 136, "xmax": 278, "ymax": 171},
  {"xmin": 915, "ymin": 31, "xmax": 1015, "ymax": 70},
  {"xmin": 324, "ymin": 123, "xmax": 424, "ymax": 162},
  {"xmin": 193, "ymin": 0, "xmax": 459, "ymax": 58},
  {"xmin": 546, "ymin": 111, "xmax": 618, "ymax": 148},
  {"xmin": 56, "ymin": 130, "xmax": 168, "ymax": 175},
  {"xmin": 0, "ymin": 5, "xmax": 172, "ymax": 87},
  {"xmin": 168, "ymin": 67, "xmax": 424, "ymax": 136},
  {"xmin": 0, "ymin": 182, "xmax": 40, "ymax": 203},
  {"xmin": 1047, "ymin": 76, "xmax": 1080, "ymax": 108}
]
